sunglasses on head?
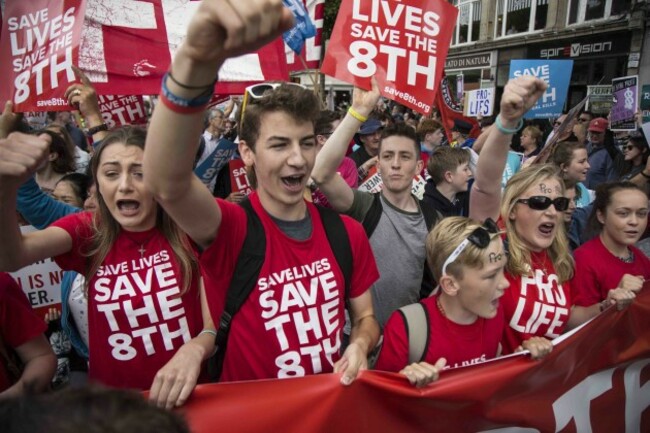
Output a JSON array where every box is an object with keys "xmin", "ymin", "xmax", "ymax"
[
  {"xmin": 516, "ymin": 196, "xmax": 570, "ymax": 211},
  {"xmin": 240, "ymin": 82, "xmax": 307, "ymax": 128},
  {"xmin": 245, "ymin": 82, "xmax": 306, "ymax": 99},
  {"xmin": 441, "ymin": 218, "xmax": 501, "ymax": 276}
]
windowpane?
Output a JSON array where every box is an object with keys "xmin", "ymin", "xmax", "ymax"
[
  {"xmin": 585, "ymin": 0, "xmax": 605, "ymax": 21},
  {"xmin": 534, "ymin": 2, "xmax": 548, "ymax": 30},
  {"xmin": 459, "ymin": 3, "xmax": 470, "ymax": 43},
  {"xmin": 568, "ymin": 0, "xmax": 579, "ymax": 24},
  {"xmin": 506, "ymin": 0, "xmax": 532, "ymax": 34},
  {"xmin": 611, "ymin": 0, "xmax": 631, "ymax": 15},
  {"xmin": 496, "ymin": 0, "xmax": 506, "ymax": 37},
  {"xmin": 471, "ymin": 2, "xmax": 482, "ymax": 41}
]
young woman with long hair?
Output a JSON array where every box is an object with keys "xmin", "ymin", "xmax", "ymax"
[
  {"xmin": 0, "ymin": 126, "xmax": 213, "ymax": 409},
  {"xmin": 572, "ymin": 182, "xmax": 649, "ymax": 309},
  {"xmin": 551, "ymin": 140, "xmax": 592, "ymax": 208}
]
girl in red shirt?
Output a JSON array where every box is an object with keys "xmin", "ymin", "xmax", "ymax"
[
  {"xmin": 0, "ymin": 127, "xmax": 212, "ymax": 409},
  {"xmin": 573, "ymin": 182, "xmax": 648, "ymax": 308}
]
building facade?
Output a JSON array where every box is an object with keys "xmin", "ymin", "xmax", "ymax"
[{"xmin": 445, "ymin": 0, "xmax": 646, "ymax": 115}]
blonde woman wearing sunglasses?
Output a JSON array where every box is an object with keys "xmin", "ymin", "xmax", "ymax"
[{"xmin": 471, "ymin": 80, "xmax": 637, "ymax": 356}]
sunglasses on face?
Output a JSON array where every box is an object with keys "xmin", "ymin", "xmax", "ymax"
[
  {"xmin": 516, "ymin": 196, "xmax": 570, "ymax": 211},
  {"xmin": 441, "ymin": 218, "xmax": 501, "ymax": 276},
  {"xmin": 623, "ymin": 144, "xmax": 636, "ymax": 151},
  {"xmin": 553, "ymin": 122, "xmax": 562, "ymax": 126}
]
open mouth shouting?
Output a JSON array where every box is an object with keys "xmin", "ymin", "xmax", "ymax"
[
  {"xmin": 281, "ymin": 174, "xmax": 305, "ymax": 193},
  {"xmin": 117, "ymin": 199, "xmax": 141, "ymax": 217},
  {"xmin": 538, "ymin": 222, "xmax": 556, "ymax": 238}
]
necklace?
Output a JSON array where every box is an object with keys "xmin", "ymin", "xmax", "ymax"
[
  {"xmin": 437, "ymin": 297, "xmax": 447, "ymax": 317},
  {"xmin": 121, "ymin": 230, "xmax": 157, "ymax": 259},
  {"xmin": 617, "ymin": 249, "xmax": 634, "ymax": 264}
]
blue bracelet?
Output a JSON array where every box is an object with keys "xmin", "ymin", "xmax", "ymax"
[
  {"xmin": 495, "ymin": 116, "xmax": 523, "ymax": 135},
  {"xmin": 160, "ymin": 72, "xmax": 214, "ymax": 108}
]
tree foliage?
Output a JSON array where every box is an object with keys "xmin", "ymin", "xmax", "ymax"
[{"xmin": 323, "ymin": 0, "xmax": 342, "ymax": 41}]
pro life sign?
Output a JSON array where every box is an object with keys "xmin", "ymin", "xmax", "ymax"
[
  {"xmin": 463, "ymin": 88, "xmax": 494, "ymax": 117},
  {"xmin": 509, "ymin": 59, "xmax": 573, "ymax": 119},
  {"xmin": 321, "ymin": 0, "xmax": 457, "ymax": 115}
]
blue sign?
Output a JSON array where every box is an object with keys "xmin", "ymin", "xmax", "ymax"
[
  {"xmin": 509, "ymin": 60, "xmax": 574, "ymax": 119},
  {"xmin": 194, "ymin": 139, "xmax": 238, "ymax": 187},
  {"xmin": 282, "ymin": 0, "xmax": 316, "ymax": 55}
]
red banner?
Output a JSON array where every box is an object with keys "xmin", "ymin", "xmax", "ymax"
[
  {"xmin": 436, "ymin": 75, "xmax": 479, "ymax": 141},
  {"xmin": 0, "ymin": 0, "xmax": 289, "ymax": 112},
  {"xmin": 174, "ymin": 285, "xmax": 650, "ymax": 433},
  {"xmin": 98, "ymin": 94, "xmax": 147, "ymax": 128},
  {"xmin": 321, "ymin": 0, "xmax": 457, "ymax": 115},
  {"xmin": 0, "ymin": 0, "xmax": 86, "ymax": 112},
  {"xmin": 228, "ymin": 159, "xmax": 252, "ymax": 196}
]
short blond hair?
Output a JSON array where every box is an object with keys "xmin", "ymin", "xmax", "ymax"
[
  {"xmin": 426, "ymin": 216, "xmax": 501, "ymax": 282},
  {"xmin": 500, "ymin": 164, "xmax": 574, "ymax": 282}
]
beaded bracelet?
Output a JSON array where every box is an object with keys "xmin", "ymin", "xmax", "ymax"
[
  {"xmin": 495, "ymin": 116, "xmax": 523, "ymax": 135},
  {"xmin": 159, "ymin": 72, "xmax": 215, "ymax": 114},
  {"xmin": 348, "ymin": 107, "xmax": 368, "ymax": 123}
]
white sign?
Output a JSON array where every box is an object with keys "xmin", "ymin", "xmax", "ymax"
[{"xmin": 464, "ymin": 88, "xmax": 495, "ymax": 117}]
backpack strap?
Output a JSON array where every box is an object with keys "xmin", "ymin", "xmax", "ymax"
[
  {"xmin": 361, "ymin": 192, "xmax": 383, "ymax": 238},
  {"xmin": 209, "ymin": 201, "xmax": 353, "ymax": 381},
  {"xmin": 208, "ymin": 198, "xmax": 266, "ymax": 381},
  {"xmin": 418, "ymin": 199, "xmax": 441, "ymax": 232},
  {"xmin": 316, "ymin": 205, "xmax": 352, "ymax": 298},
  {"xmin": 418, "ymin": 200, "xmax": 441, "ymax": 299},
  {"xmin": 398, "ymin": 302, "xmax": 430, "ymax": 364}
]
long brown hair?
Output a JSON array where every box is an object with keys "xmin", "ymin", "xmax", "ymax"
[
  {"xmin": 500, "ymin": 164, "xmax": 574, "ymax": 282},
  {"xmin": 85, "ymin": 126, "xmax": 198, "ymax": 294}
]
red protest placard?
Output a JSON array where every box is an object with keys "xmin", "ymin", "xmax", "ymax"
[
  {"xmin": 98, "ymin": 95, "xmax": 147, "ymax": 128},
  {"xmin": 321, "ymin": 0, "xmax": 457, "ymax": 115},
  {"xmin": 0, "ymin": 1, "xmax": 288, "ymax": 112},
  {"xmin": 0, "ymin": 0, "xmax": 86, "ymax": 112},
  {"xmin": 229, "ymin": 159, "xmax": 253, "ymax": 196}
]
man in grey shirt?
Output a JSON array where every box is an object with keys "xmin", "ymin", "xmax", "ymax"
[{"xmin": 312, "ymin": 81, "xmax": 434, "ymax": 328}]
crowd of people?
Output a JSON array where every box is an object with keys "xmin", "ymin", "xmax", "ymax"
[{"xmin": 0, "ymin": 0, "xmax": 648, "ymax": 428}]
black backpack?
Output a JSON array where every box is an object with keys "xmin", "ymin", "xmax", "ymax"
[
  {"xmin": 207, "ymin": 199, "xmax": 353, "ymax": 381},
  {"xmin": 361, "ymin": 193, "xmax": 441, "ymax": 299}
]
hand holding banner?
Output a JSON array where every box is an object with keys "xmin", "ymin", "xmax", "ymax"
[{"xmin": 321, "ymin": 0, "xmax": 457, "ymax": 115}]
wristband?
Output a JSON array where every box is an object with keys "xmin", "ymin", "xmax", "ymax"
[
  {"xmin": 84, "ymin": 123, "xmax": 108, "ymax": 137},
  {"xmin": 495, "ymin": 116, "xmax": 523, "ymax": 135},
  {"xmin": 198, "ymin": 329, "xmax": 217, "ymax": 338},
  {"xmin": 160, "ymin": 72, "xmax": 214, "ymax": 112},
  {"xmin": 348, "ymin": 107, "xmax": 368, "ymax": 123},
  {"xmin": 167, "ymin": 70, "xmax": 216, "ymax": 90}
]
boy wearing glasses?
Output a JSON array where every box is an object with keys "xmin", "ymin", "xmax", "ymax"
[
  {"xmin": 374, "ymin": 217, "xmax": 552, "ymax": 387},
  {"xmin": 143, "ymin": 0, "xmax": 379, "ymax": 391}
]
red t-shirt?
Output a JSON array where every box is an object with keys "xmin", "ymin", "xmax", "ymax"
[
  {"xmin": 374, "ymin": 295, "xmax": 504, "ymax": 372},
  {"xmin": 201, "ymin": 193, "xmax": 379, "ymax": 382},
  {"xmin": 0, "ymin": 273, "xmax": 47, "ymax": 392},
  {"xmin": 501, "ymin": 250, "xmax": 572, "ymax": 354},
  {"xmin": 573, "ymin": 236, "xmax": 650, "ymax": 306},
  {"xmin": 52, "ymin": 212, "xmax": 202, "ymax": 390}
]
